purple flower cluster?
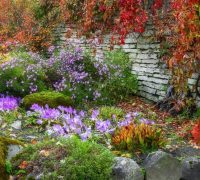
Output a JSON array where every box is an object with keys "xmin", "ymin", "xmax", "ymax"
[
  {"xmin": 30, "ymin": 104, "xmax": 60, "ymax": 121},
  {"xmin": 29, "ymin": 104, "xmax": 92, "ymax": 140},
  {"xmin": 29, "ymin": 104, "xmax": 155, "ymax": 141},
  {"xmin": 47, "ymin": 46, "xmax": 87, "ymax": 85},
  {"xmin": 0, "ymin": 52, "xmax": 46, "ymax": 95},
  {"xmin": 0, "ymin": 43, "xmax": 132, "ymax": 104},
  {"xmin": 117, "ymin": 111, "xmax": 155, "ymax": 127},
  {"xmin": 0, "ymin": 95, "xmax": 19, "ymax": 111}
]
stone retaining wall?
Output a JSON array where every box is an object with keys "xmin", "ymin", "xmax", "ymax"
[{"xmin": 54, "ymin": 24, "xmax": 200, "ymax": 106}]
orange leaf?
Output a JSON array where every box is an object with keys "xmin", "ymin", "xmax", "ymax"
[
  {"xmin": 31, "ymin": 139, "xmax": 37, "ymax": 145},
  {"xmin": 19, "ymin": 161, "xmax": 28, "ymax": 169}
]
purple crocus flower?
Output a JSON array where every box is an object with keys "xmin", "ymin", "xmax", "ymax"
[
  {"xmin": 139, "ymin": 118, "xmax": 155, "ymax": 125},
  {"xmin": 132, "ymin": 112, "xmax": 140, "ymax": 117},
  {"xmin": 40, "ymin": 106, "xmax": 60, "ymax": 120},
  {"xmin": 30, "ymin": 104, "xmax": 43, "ymax": 113},
  {"xmin": 91, "ymin": 109, "xmax": 99, "ymax": 121},
  {"xmin": 0, "ymin": 96, "xmax": 19, "ymax": 111},
  {"xmin": 36, "ymin": 119, "xmax": 43, "ymax": 125},
  {"xmin": 118, "ymin": 119, "xmax": 132, "ymax": 127},
  {"xmin": 53, "ymin": 124, "xmax": 66, "ymax": 135},
  {"xmin": 80, "ymin": 127, "xmax": 91, "ymax": 141},
  {"xmin": 96, "ymin": 120, "xmax": 111, "ymax": 133}
]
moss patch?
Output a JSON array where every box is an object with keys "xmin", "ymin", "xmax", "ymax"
[
  {"xmin": 22, "ymin": 91, "xmax": 73, "ymax": 109},
  {"xmin": 0, "ymin": 137, "xmax": 23, "ymax": 180},
  {"xmin": 11, "ymin": 137, "xmax": 114, "ymax": 179}
]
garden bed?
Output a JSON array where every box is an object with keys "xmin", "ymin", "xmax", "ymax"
[{"xmin": 0, "ymin": 46, "xmax": 199, "ymax": 180}]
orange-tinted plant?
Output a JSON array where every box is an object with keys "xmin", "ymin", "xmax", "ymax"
[
  {"xmin": 112, "ymin": 123, "xmax": 165, "ymax": 153},
  {"xmin": 191, "ymin": 120, "xmax": 200, "ymax": 145},
  {"xmin": 0, "ymin": 0, "xmax": 62, "ymax": 53}
]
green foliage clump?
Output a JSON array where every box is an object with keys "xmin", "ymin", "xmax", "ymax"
[
  {"xmin": 98, "ymin": 49, "xmax": 138, "ymax": 104},
  {"xmin": 0, "ymin": 137, "xmax": 23, "ymax": 180},
  {"xmin": 0, "ymin": 47, "xmax": 137, "ymax": 106},
  {"xmin": 11, "ymin": 137, "xmax": 114, "ymax": 180},
  {"xmin": 22, "ymin": 91, "xmax": 73, "ymax": 109},
  {"xmin": 71, "ymin": 49, "xmax": 138, "ymax": 106},
  {"xmin": 0, "ymin": 50, "xmax": 47, "ymax": 97},
  {"xmin": 98, "ymin": 106, "xmax": 125, "ymax": 121},
  {"xmin": 194, "ymin": 107, "xmax": 200, "ymax": 118}
]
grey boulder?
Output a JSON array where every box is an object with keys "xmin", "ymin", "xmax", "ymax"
[
  {"xmin": 112, "ymin": 157, "xmax": 144, "ymax": 180},
  {"xmin": 144, "ymin": 150, "xmax": 182, "ymax": 180},
  {"xmin": 181, "ymin": 156, "xmax": 200, "ymax": 180}
]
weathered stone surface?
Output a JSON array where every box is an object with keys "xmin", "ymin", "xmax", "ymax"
[
  {"xmin": 129, "ymin": 53, "xmax": 138, "ymax": 59},
  {"xmin": 137, "ymin": 54, "xmax": 157, "ymax": 60},
  {"xmin": 11, "ymin": 120, "xmax": 22, "ymax": 130},
  {"xmin": 181, "ymin": 157, "xmax": 200, "ymax": 180},
  {"xmin": 144, "ymin": 150, "xmax": 182, "ymax": 180},
  {"xmin": 132, "ymin": 66, "xmax": 161, "ymax": 74},
  {"xmin": 112, "ymin": 157, "xmax": 144, "ymax": 180},
  {"xmin": 7, "ymin": 144, "xmax": 23, "ymax": 160},
  {"xmin": 171, "ymin": 146, "xmax": 200, "ymax": 158},
  {"xmin": 139, "ymin": 91, "xmax": 159, "ymax": 102},
  {"xmin": 138, "ymin": 86, "xmax": 157, "ymax": 94},
  {"xmin": 139, "ymin": 81, "xmax": 164, "ymax": 90},
  {"xmin": 125, "ymin": 38, "xmax": 137, "ymax": 44},
  {"xmin": 156, "ymin": 91, "xmax": 166, "ymax": 97},
  {"xmin": 188, "ymin": 78, "xmax": 197, "ymax": 85},
  {"xmin": 56, "ymin": 27, "xmax": 200, "ymax": 105},
  {"xmin": 153, "ymin": 74, "xmax": 170, "ymax": 80},
  {"xmin": 137, "ymin": 76, "xmax": 169, "ymax": 84}
]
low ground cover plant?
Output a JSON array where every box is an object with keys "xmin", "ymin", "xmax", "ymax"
[{"xmin": 11, "ymin": 137, "xmax": 114, "ymax": 179}]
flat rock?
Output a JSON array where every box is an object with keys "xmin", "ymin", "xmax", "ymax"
[
  {"xmin": 171, "ymin": 146, "xmax": 200, "ymax": 158},
  {"xmin": 7, "ymin": 144, "xmax": 23, "ymax": 160},
  {"xmin": 112, "ymin": 157, "xmax": 144, "ymax": 180},
  {"xmin": 11, "ymin": 120, "xmax": 21, "ymax": 130},
  {"xmin": 144, "ymin": 150, "xmax": 182, "ymax": 180},
  {"xmin": 181, "ymin": 156, "xmax": 200, "ymax": 180}
]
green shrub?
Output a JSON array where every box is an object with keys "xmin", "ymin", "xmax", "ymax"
[
  {"xmin": 11, "ymin": 137, "xmax": 114, "ymax": 180},
  {"xmin": 68, "ymin": 49, "xmax": 138, "ymax": 106},
  {"xmin": 0, "ymin": 50, "xmax": 47, "ymax": 97},
  {"xmin": 96, "ymin": 49, "xmax": 138, "ymax": 105},
  {"xmin": 22, "ymin": 91, "xmax": 73, "ymax": 109}
]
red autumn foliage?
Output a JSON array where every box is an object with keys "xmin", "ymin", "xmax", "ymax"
[
  {"xmin": 152, "ymin": 0, "xmax": 200, "ymax": 93},
  {"xmin": 0, "ymin": 0, "xmax": 62, "ymax": 53},
  {"xmin": 191, "ymin": 120, "xmax": 200, "ymax": 145},
  {"xmin": 0, "ymin": 0, "xmax": 199, "ymax": 93}
]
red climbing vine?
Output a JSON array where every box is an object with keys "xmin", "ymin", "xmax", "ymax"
[{"xmin": 0, "ymin": 0, "xmax": 200, "ymax": 93}]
